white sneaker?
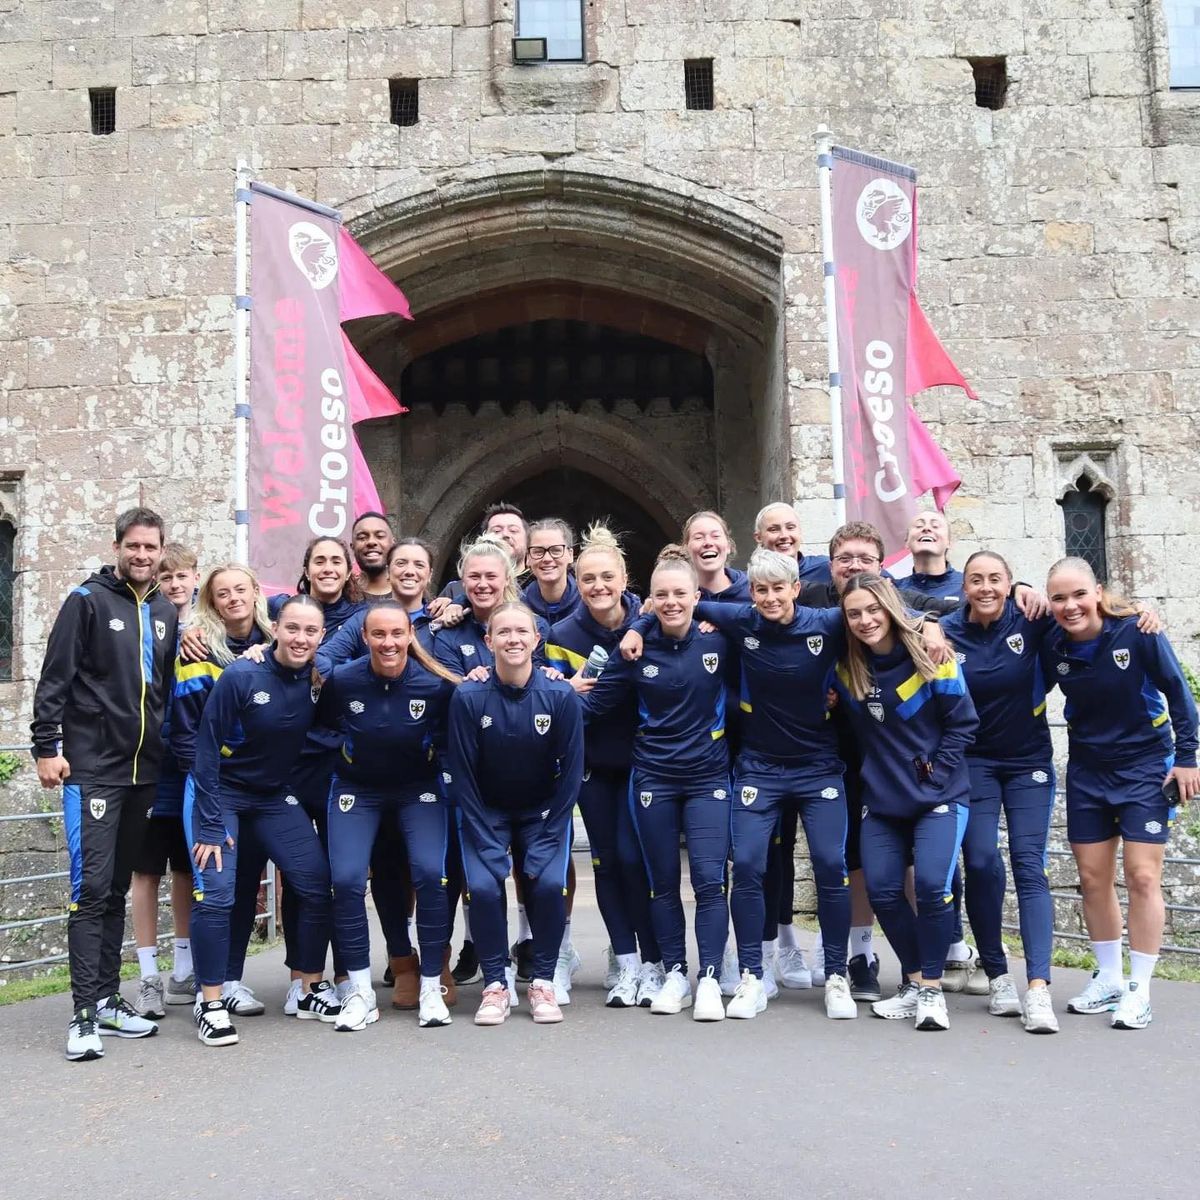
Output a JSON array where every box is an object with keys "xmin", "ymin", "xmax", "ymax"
[
  {"xmin": 915, "ymin": 985, "xmax": 950, "ymax": 1031},
  {"xmin": 603, "ymin": 946, "xmax": 620, "ymax": 990},
  {"xmin": 335, "ymin": 979, "xmax": 352, "ymax": 1005},
  {"xmin": 65, "ymin": 1009, "xmax": 104, "ymax": 1062},
  {"xmin": 719, "ymin": 944, "xmax": 741, "ymax": 996},
  {"xmin": 636, "ymin": 960, "xmax": 666, "ymax": 1008},
  {"xmin": 1067, "ymin": 972, "xmax": 1124, "ymax": 1015},
  {"xmin": 222, "ymin": 981, "xmax": 265, "ymax": 1016},
  {"xmin": 760, "ymin": 945, "xmax": 780, "ymax": 999},
  {"xmin": 693, "ymin": 969, "xmax": 726, "ymax": 1022},
  {"xmin": 775, "ymin": 944, "xmax": 812, "ymax": 990},
  {"xmin": 726, "ymin": 970, "xmax": 767, "ymax": 1019},
  {"xmin": 824, "ymin": 973, "xmax": 858, "ymax": 1020},
  {"xmin": 333, "ymin": 984, "xmax": 379, "ymax": 1032},
  {"xmin": 809, "ymin": 942, "xmax": 826, "ymax": 987},
  {"xmin": 552, "ymin": 944, "xmax": 578, "ymax": 1006},
  {"xmin": 418, "ymin": 976, "xmax": 452, "ymax": 1028},
  {"xmin": 134, "ymin": 974, "xmax": 166, "ymax": 1020},
  {"xmin": 1111, "ymin": 981, "xmax": 1152, "ymax": 1030},
  {"xmin": 505, "ymin": 965, "xmax": 520, "ymax": 1011},
  {"xmin": 941, "ymin": 945, "xmax": 979, "ymax": 993},
  {"xmin": 196, "ymin": 999, "xmax": 239, "ymax": 1046},
  {"xmin": 283, "ymin": 979, "xmax": 304, "ymax": 1016},
  {"xmin": 650, "ymin": 965, "xmax": 693, "ymax": 1014},
  {"xmin": 1021, "ymin": 986, "xmax": 1059, "ymax": 1034},
  {"xmin": 606, "ymin": 964, "xmax": 640, "ymax": 1009},
  {"xmin": 96, "ymin": 993, "xmax": 158, "ymax": 1039},
  {"xmin": 871, "ymin": 981, "xmax": 920, "ymax": 1020},
  {"xmin": 987, "ymin": 973, "xmax": 1021, "ymax": 1017}
]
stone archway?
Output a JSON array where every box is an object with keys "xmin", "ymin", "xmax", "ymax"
[{"xmin": 342, "ymin": 159, "xmax": 787, "ymax": 563}]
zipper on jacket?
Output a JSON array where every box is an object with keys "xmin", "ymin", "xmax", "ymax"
[{"xmin": 130, "ymin": 583, "xmax": 148, "ymax": 785}]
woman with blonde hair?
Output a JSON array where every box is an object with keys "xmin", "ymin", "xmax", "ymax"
[
  {"xmin": 1042, "ymin": 557, "xmax": 1197, "ymax": 1030},
  {"xmin": 834, "ymin": 573, "xmax": 978, "ymax": 1032}
]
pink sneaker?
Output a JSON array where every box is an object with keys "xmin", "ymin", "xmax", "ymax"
[
  {"xmin": 474, "ymin": 982, "xmax": 511, "ymax": 1027},
  {"xmin": 527, "ymin": 979, "xmax": 563, "ymax": 1024}
]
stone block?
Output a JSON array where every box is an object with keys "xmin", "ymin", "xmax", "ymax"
[
  {"xmin": 150, "ymin": 82, "xmax": 220, "ymax": 128},
  {"xmin": 618, "ymin": 61, "xmax": 684, "ymax": 112},
  {"xmin": 299, "ymin": 0, "xmax": 406, "ymax": 28},
  {"xmin": 1087, "ymin": 52, "xmax": 1147, "ymax": 98},
  {"xmin": 74, "ymin": 129, "xmax": 130, "ymax": 173},
  {"xmin": 462, "ymin": 0, "xmax": 490, "ymax": 25},
  {"xmin": 131, "ymin": 36, "xmax": 197, "ymax": 85},
  {"xmin": 470, "ymin": 113, "xmax": 574, "ymax": 156},
  {"xmin": 347, "ymin": 27, "xmax": 454, "ymax": 79},
  {"xmin": 1061, "ymin": 18, "xmax": 1138, "ymax": 55},
  {"xmin": 153, "ymin": 169, "xmax": 239, "ymax": 218},
  {"xmin": 39, "ymin": 0, "xmax": 116, "ymax": 40},
  {"xmin": 1041, "ymin": 221, "xmax": 1094, "ymax": 255},
  {"xmin": 632, "ymin": 22, "xmax": 733, "ymax": 63},
  {"xmin": 452, "ymin": 25, "xmax": 490, "ymax": 73},
  {"xmin": 953, "ymin": 20, "xmax": 1026, "ymax": 57},
  {"xmin": 0, "ymin": 178, "xmax": 63, "ymax": 222},
  {"xmin": 489, "ymin": 64, "xmax": 617, "ymax": 115},
  {"xmin": 301, "ymin": 79, "xmax": 390, "ymax": 124},
  {"xmin": 733, "ymin": 19, "xmax": 804, "ymax": 59},
  {"xmin": 52, "ymin": 39, "xmax": 132, "ymax": 90},
  {"xmin": 127, "ymin": 127, "xmax": 195, "ymax": 174},
  {"xmin": 280, "ymin": 29, "xmax": 349, "ymax": 81},
  {"xmin": 196, "ymin": 32, "xmax": 271, "ymax": 82},
  {"xmin": 407, "ymin": 0, "xmax": 463, "ymax": 22},
  {"xmin": 28, "ymin": 336, "xmax": 119, "ymax": 388},
  {"xmin": 417, "ymin": 74, "xmax": 480, "ymax": 123},
  {"xmin": 11, "ymin": 224, "xmax": 89, "ymax": 266},
  {"xmin": 643, "ymin": 109, "xmax": 753, "ymax": 154},
  {"xmin": 256, "ymin": 123, "xmax": 333, "ymax": 169},
  {"xmin": 574, "ymin": 111, "xmax": 645, "ymax": 154},
  {"xmin": 1008, "ymin": 54, "xmax": 1090, "ymax": 107},
  {"xmin": 16, "ymin": 89, "xmax": 89, "ymax": 135},
  {"xmin": 220, "ymin": 80, "xmax": 303, "ymax": 126},
  {"xmin": 0, "ymin": 41, "xmax": 51, "ymax": 90},
  {"xmin": 209, "ymin": 0, "xmax": 301, "ymax": 34},
  {"xmin": 886, "ymin": 56, "xmax": 973, "ymax": 105},
  {"xmin": 115, "ymin": 0, "xmax": 207, "ymax": 37}
]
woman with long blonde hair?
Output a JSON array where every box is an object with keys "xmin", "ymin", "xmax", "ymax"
[{"xmin": 834, "ymin": 573, "xmax": 978, "ymax": 1032}]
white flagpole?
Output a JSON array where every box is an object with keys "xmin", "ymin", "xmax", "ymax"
[
  {"xmin": 233, "ymin": 158, "xmax": 251, "ymax": 566},
  {"xmin": 814, "ymin": 126, "xmax": 846, "ymax": 527}
]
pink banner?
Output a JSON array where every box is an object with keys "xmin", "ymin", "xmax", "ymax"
[
  {"xmin": 248, "ymin": 189, "xmax": 358, "ymax": 593},
  {"xmin": 831, "ymin": 147, "xmax": 918, "ymax": 557}
]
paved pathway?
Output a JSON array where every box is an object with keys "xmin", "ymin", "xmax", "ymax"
[{"xmin": 3, "ymin": 865, "xmax": 1198, "ymax": 1199}]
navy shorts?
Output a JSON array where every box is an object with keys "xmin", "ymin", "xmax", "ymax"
[
  {"xmin": 1066, "ymin": 756, "xmax": 1176, "ymax": 845},
  {"xmin": 134, "ymin": 813, "xmax": 193, "ymax": 876}
]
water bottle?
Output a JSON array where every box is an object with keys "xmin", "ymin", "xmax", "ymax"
[{"xmin": 581, "ymin": 644, "xmax": 609, "ymax": 679}]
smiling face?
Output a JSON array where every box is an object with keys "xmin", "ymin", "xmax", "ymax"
[
  {"xmin": 388, "ymin": 543, "xmax": 432, "ymax": 606},
  {"xmin": 305, "ymin": 539, "xmax": 350, "ymax": 604},
  {"xmin": 906, "ymin": 512, "xmax": 950, "ymax": 560},
  {"xmin": 750, "ymin": 576, "xmax": 800, "ymax": 624},
  {"xmin": 1047, "ymin": 565, "xmax": 1103, "ymax": 641},
  {"xmin": 274, "ymin": 603, "xmax": 324, "ymax": 668},
  {"xmin": 485, "ymin": 607, "xmax": 539, "ymax": 672},
  {"xmin": 363, "ymin": 607, "xmax": 412, "ymax": 676},
  {"xmin": 158, "ymin": 565, "xmax": 199, "ymax": 613},
  {"xmin": 755, "ymin": 505, "xmax": 801, "ymax": 558},
  {"xmin": 576, "ymin": 548, "xmax": 626, "ymax": 622},
  {"xmin": 651, "ymin": 564, "xmax": 699, "ymax": 636},
  {"xmin": 485, "ymin": 512, "xmax": 528, "ymax": 561},
  {"xmin": 964, "ymin": 554, "xmax": 1010, "ymax": 622},
  {"xmin": 527, "ymin": 527, "xmax": 573, "ymax": 588},
  {"xmin": 843, "ymin": 586, "xmax": 895, "ymax": 653},
  {"xmin": 831, "ymin": 537, "xmax": 883, "ymax": 594},
  {"xmin": 114, "ymin": 524, "xmax": 164, "ymax": 588},
  {"xmin": 210, "ymin": 569, "xmax": 257, "ymax": 630},
  {"xmin": 352, "ymin": 517, "xmax": 394, "ymax": 575},
  {"xmin": 685, "ymin": 517, "xmax": 730, "ymax": 576},
  {"xmin": 462, "ymin": 552, "xmax": 508, "ymax": 617}
]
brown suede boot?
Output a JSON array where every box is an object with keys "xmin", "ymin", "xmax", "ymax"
[
  {"xmin": 441, "ymin": 946, "xmax": 457, "ymax": 1007},
  {"xmin": 390, "ymin": 953, "xmax": 419, "ymax": 1010}
]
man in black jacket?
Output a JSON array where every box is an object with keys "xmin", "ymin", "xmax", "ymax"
[{"xmin": 32, "ymin": 507, "xmax": 179, "ymax": 1061}]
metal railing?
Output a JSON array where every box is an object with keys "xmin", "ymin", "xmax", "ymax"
[{"xmin": 0, "ymin": 743, "xmax": 277, "ymax": 974}]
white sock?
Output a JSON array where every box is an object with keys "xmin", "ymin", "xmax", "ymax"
[
  {"xmin": 762, "ymin": 938, "xmax": 778, "ymax": 963},
  {"xmin": 222, "ymin": 979, "xmax": 239, "ymax": 995},
  {"xmin": 945, "ymin": 939, "xmax": 971, "ymax": 963},
  {"xmin": 811, "ymin": 930, "xmax": 824, "ymax": 958},
  {"xmin": 850, "ymin": 925, "xmax": 875, "ymax": 962},
  {"xmin": 559, "ymin": 919, "xmax": 572, "ymax": 950},
  {"xmin": 173, "ymin": 938, "xmax": 192, "ymax": 980},
  {"xmin": 137, "ymin": 947, "xmax": 158, "ymax": 978},
  {"xmin": 407, "ymin": 915, "xmax": 416, "ymax": 942},
  {"xmin": 616, "ymin": 952, "xmax": 639, "ymax": 971},
  {"xmin": 1128, "ymin": 950, "xmax": 1156, "ymax": 997},
  {"xmin": 462, "ymin": 905, "xmax": 472, "ymax": 941},
  {"xmin": 516, "ymin": 904, "xmax": 531, "ymax": 942},
  {"xmin": 778, "ymin": 923, "xmax": 798, "ymax": 949},
  {"xmin": 1092, "ymin": 938, "xmax": 1124, "ymax": 986},
  {"xmin": 348, "ymin": 967, "xmax": 371, "ymax": 991}
]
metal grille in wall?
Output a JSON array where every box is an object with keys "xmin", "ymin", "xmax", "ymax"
[
  {"xmin": 0, "ymin": 520, "xmax": 14, "ymax": 681},
  {"xmin": 1058, "ymin": 477, "xmax": 1108, "ymax": 581},
  {"xmin": 400, "ymin": 320, "xmax": 713, "ymax": 416}
]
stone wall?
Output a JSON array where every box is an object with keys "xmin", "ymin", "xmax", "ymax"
[{"xmin": 2, "ymin": 0, "xmax": 1199, "ymax": 747}]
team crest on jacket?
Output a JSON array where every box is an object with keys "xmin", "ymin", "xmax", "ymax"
[
  {"xmin": 1056, "ymin": 662, "xmax": 1070, "ymax": 675},
  {"xmin": 955, "ymin": 652, "xmax": 966, "ymax": 664},
  {"xmin": 461, "ymin": 644, "xmax": 476, "ymax": 657},
  {"xmin": 702, "ymin": 653, "xmax": 720, "ymax": 674},
  {"xmin": 409, "ymin": 699, "xmax": 426, "ymax": 720},
  {"xmin": 640, "ymin": 791, "xmax": 653, "ymax": 808},
  {"xmin": 1006, "ymin": 634, "xmax": 1024, "ymax": 655},
  {"xmin": 419, "ymin": 792, "xmax": 437, "ymax": 804},
  {"xmin": 740, "ymin": 786, "xmax": 758, "ymax": 807},
  {"xmin": 155, "ymin": 619, "xmax": 166, "ymax": 640},
  {"xmin": 349, "ymin": 700, "xmax": 365, "ymax": 714},
  {"xmin": 1112, "ymin": 648, "xmax": 1131, "ymax": 670},
  {"xmin": 806, "ymin": 636, "xmax": 823, "ymax": 656},
  {"xmin": 89, "ymin": 796, "xmax": 106, "ymax": 820},
  {"xmin": 252, "ymin": 691, "xmax": 270, "ymax": 705},
  {"xmin": 480, "ymin": 715, "xmax": 492, "ymax": 729},
  {"xmin": 1032, "ymin": 770, "xmax": 1049, "ymax": 784},
  {"xmin": 338, "ymin": 794, "xmax": 355, "ymax": 812},
  {"xmin": 109, "ymin": 618, "xmax": 124, "ymax": 632},
  {"xmin": 534, "ymin": 713, "xmax": 552, "ymax": 736},
  {"xmin": 284, "ymin": 794, "xmax": 299, "ymax": 805},
  {"xmin": 642, "ymin": 664, "xmax": 659, "ymax": 678},
  {"xmin": 821, "ymin": 787, "xmax": 839, "ymax": 799},
  {"xmin": 714, "ymin": 788, "xmax": 727, "ymax": 800},
  {"xmin": 743, "ymin": 636, "xmax": 760, "ymax": 651},
  {"xmin": 867, "ymin": 702, "xmax": 884, "ymax": 722},
  {"xmin": 310, "ymin": 685, "xmax": 321, "ymax": 704}
]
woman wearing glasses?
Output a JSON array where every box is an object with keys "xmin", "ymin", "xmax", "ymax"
[{"xmin": 523, "ymin": 518, "xmax": 581, "ymax": 624}]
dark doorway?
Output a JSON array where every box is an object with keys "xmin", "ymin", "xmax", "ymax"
[{"xmin": 438, "ymin": 466, "xmax": 674, "ymax": 598}]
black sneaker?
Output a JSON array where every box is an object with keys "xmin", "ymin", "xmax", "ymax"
[
  {"xmin": 295, "ymin": 980, "xmax": 342, "ymax": 1023},
  {"xmin": 510, "ymin": 938, "xmax": 534, "ymax": 983},
  {"xmin": 452, "ymin": 940, "xmax": 483, "ymax": 985},
  {"xmin": 196, "ymin": 999, "xmax": 239, "ymax": 1047},
  {"xmin": 848, "ymin": 954, "xmax": 882, "ymax": 1002}
]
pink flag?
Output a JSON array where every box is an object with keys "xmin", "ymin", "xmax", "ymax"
[
  {"xmin": 906, "ymin": 404, "xmax": 960, "ymax": 510},
  {"xmin": 343, "ymin": 332, "xmax": 407, "ymax": 423},
  {"xmin": 338, "ymin": 227, "xmax": 411, "ymax": 323},
  {"xmin": 906, "ymin": 293, "xmax": 978, "ymax": 401}
]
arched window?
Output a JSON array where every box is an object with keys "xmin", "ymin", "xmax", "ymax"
[
  {"xmin": 0, "ymin": 519, "xmax": 14, "ymax": 681},
  {"xmin": 1165, "ymin": 2, "xmax": 1200, "ymax": 88},
  {"xmin": 1057, "ymin": 476, "xmax": 1109, "ymax": 582}
]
